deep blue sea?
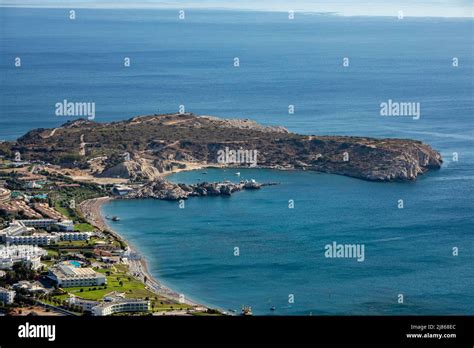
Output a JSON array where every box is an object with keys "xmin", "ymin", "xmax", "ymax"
[{"xmin": 1, "ymin": 8, "xmax": 473, "ymax": 315}]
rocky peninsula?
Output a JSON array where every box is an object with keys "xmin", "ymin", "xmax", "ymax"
[
  {"xmin": 126, "ymin": 179, "xmax": 275, "ymax": 200},
  {"xmin": 0, "ymin": 112, "xmax": 443, "ymax": 183}
]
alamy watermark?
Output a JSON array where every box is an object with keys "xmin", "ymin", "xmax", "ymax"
[
  {"xmin": 217, "ymin": 147, "xmax": 258, "ymax": 167},
  {"xmin": 18, "ymin": 322, "xmax": 55, "ymax": 341},
  {"xmin": 55, "ymin": 99, "xmax": 95, "ymax": 120},
  {"xmin": 324, "ymin": 241, "xmax": 365, "ymax": 262},
  {"xmin": 380, "ymin": 99, "xmax": 420, "ymax": 120}
]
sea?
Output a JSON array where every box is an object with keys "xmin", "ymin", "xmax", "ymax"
[{"xmin": 1, "ymin": 8, "xmax": 473, "ymax": 315}]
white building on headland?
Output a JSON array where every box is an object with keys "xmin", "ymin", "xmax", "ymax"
[
  {"xmin": 111, "ymin": 184, "xmax": 134, "ymax": 196},
  {"xmin": 0, "ymin": 287, "xmax": 15, "ymax": 304},
  {"xmin": 47, "ymin": 264, "xmax": 106, "ymax": 288},
  {"xmin": 91, "ymin": 293, "xmax": 150, "ymax": 316},
  {"xmin": 0, "ymin": 244, "xmax": 46, "ymax": 270}
]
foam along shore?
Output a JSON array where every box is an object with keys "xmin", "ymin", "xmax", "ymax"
[{"xmin": 78, "ymin": 197, "xmax": 208, "ymax": 309}]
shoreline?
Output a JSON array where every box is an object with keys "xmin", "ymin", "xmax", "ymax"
[
  {"xmin": 74, "ymin": 167, "xmax": 292, "ymax": 314},
  {"xmin": 78, "ymin": 196, "xmax": 210, "ymax": 310}
]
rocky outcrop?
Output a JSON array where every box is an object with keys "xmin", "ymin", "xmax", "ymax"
[
  {"xmin": 299, "ymin": 138, "xmax": 443, "ymax": 182},
  {"xmin": 125, "ymin": 179, "xmax": 269, "ymax": 200},
  {"xmin": 199, "ymin": 115, "xmax": 289, "ymax": 134},
  {"xmin": 98, "ymin": 157, "xmax": 162, "ymax": 181}
]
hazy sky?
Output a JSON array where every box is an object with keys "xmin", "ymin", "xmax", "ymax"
[{"xmin": 1, "ymin": 0, "xmax": 473, "ymax": 17}]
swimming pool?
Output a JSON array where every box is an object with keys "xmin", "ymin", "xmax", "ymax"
[{"xmin": 68, "ymin": 261, "xmax": 81, "ymax": 268}]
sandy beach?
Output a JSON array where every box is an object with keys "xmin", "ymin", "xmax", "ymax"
[{"xmin": 78, "ymin": 196, "xmax": 207, "ymax": 309}]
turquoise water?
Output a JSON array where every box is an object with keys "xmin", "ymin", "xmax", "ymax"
[
  {"xmin": 102, "ymin": 168, "xmax": 474, "ymax": 315},
  {"xmin": 68, "ymin": 261, "xmax": 81, "ymax": 268},
  {"xmin": 1, "ymin": 8, "xmax": 473, "ymax": 315}
]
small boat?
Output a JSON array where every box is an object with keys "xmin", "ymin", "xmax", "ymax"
[
  {"xmin": 270, "ymin": 306, "xmax": 276, "ymax": 311},
  {"xmin": 106, "ymin": 216, "xmax": 120, "ymax": 222},
  {"xmin": 241, "ymin": 306, "xmax": 253, "ymax": 316},
  {"xmin": 236, "ymin": 172, "xmax": 241, "ymax": 177}
]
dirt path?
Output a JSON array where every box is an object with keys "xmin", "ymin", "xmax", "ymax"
[{"xmin": 43, "ymin": 128, "xmax": 58, "ymax": 138}]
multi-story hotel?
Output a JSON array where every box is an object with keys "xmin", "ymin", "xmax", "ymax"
[
  {"xmin": 0, "ymin": 221, "xmax": 33, "ymax": 242},
  {"xmin": 0, "ymin": 221, "xmax": 90, "ymax": 245},
  {"xmin": 0, "ymin": 244, "xmax": 46, "ymax": 270},
  {"xmin": 92, "ymin": 298, "xmax": 150, "ymax": 316},
  {"xmin": 5, "ymin": 232, "xmax": 59, "ymax": 246},
  {"xmin": 47, "ymin": 264, "xmax": 106, "ymax": 288},
  {"xmin": 55, "ymin": 220, "xmax": 74, "ymax": 232},
  {"xmin": 67, "ymin": 295, "xmax": 99, "ymax": 312},
  {"xmin": 57, "ymin": 232, "xmax": 92, "ymax": 241},
  {"xmin": 0, "ymin": 287, "xmax": 15, "ymax": 304},
  {"xmin": 15, "ymin": 219, "xmax": 57, "ymax": 228},
  {"xmin": 17, "ymin": 219, "xmax": 74, "ymax": 231},
  {"xmin": 7, "ymin": 232, "xmax": 92, "ymax": 245}
]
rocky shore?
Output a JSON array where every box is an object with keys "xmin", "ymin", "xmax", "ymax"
[{"xmin": 125, "ymin": 179, "xmax": 276, "ymax": 200}]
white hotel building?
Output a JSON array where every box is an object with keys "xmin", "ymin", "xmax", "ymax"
[
  {"xmin": 58, "ymin": 232, "xmax": 92, "ymax": 241},
  {"xmin": 0, "ymin": 221, "xmax": 91, "ymax": 246},
  {"xmin": 48, "ymin": 265, "xmax": 106, "ymax": 288},
  {"xmin": 0, "ymin": 221, "xmax": 33, "ymax": 242},
  {"xmin": 67, "ymin": 295, "xmax": 99, "ymax": 312},
  {"xmin": 0, "ymin": 244, "xmax": 46, "ymax": 270},
  {"xmin": 92, "ymin": 298, "xmax": 150, "ymax": 316},
  {"xmin": 16, "ymin": 219, "xmax": 59, "ymax": 228},
  {"xmin": 0, "ymin": 287, "xmax": 15, "ymax": 305},
  {"xmin": 6, "ymin": 232, "xmax": 59, "ymax": 246},
  {"xmin": 17, "ymin": 219, "xmax": 74, "ymax": 231}
]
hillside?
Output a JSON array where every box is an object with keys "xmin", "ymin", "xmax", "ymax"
[{"xmin": 0, "ymin": 113, "xmax": 443, "ymax": 182}]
